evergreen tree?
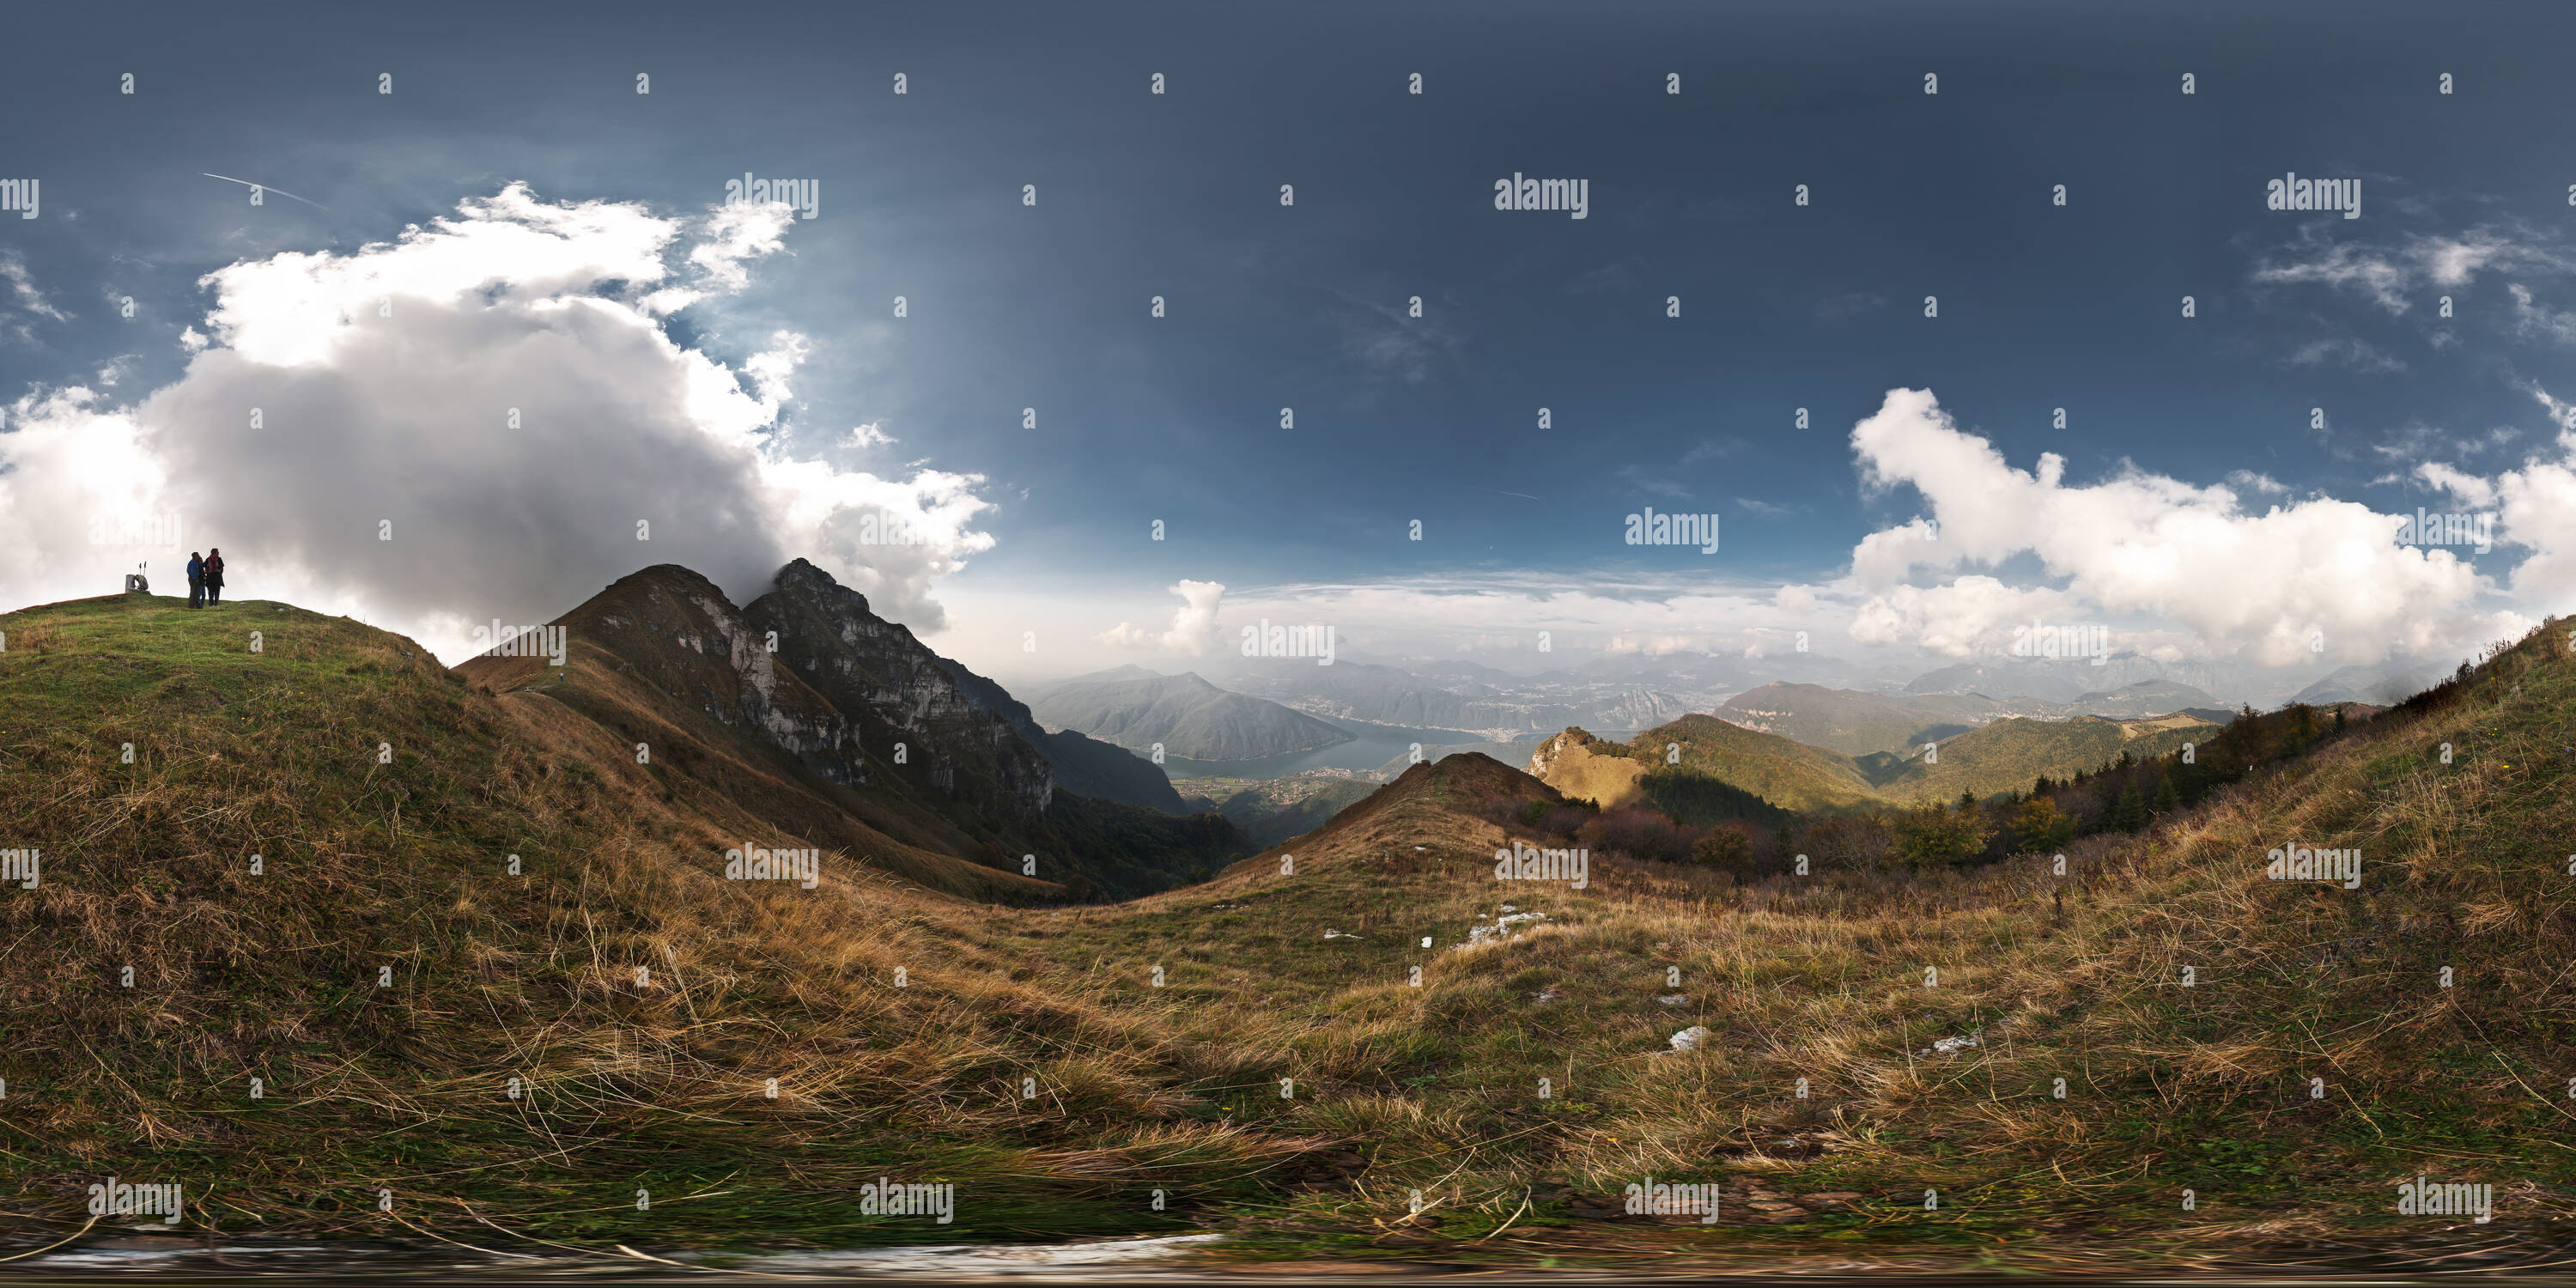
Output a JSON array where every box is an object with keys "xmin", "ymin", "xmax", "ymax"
[
  {"xmin": 2151, "ymin": 773, "xmax": 2178, "ymax": 816},
  {"xmin": 2111, "ymin": 787, "xmax": 2146, "ymax": 832}
]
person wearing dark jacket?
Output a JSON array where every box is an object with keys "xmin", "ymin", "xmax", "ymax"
[
  {"xmin": 186, "ymin": 552, "xmax": 205, "ymax": 608},
  {"xmin": 204, "ymin": 548, "xmax": 225, "ymax": 606}
]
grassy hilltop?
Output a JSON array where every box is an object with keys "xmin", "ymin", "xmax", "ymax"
[{"xmin": 2, "ymin": 590, "xmax": 2573, "ymax": 1270}]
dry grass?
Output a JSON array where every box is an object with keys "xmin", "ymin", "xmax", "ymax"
[{"xmin": 3, "ymin": 594, "xmax": 2573, "ymax": 1271}]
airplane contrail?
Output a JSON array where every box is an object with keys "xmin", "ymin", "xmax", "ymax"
[{"xmin": 202, "ymin": 173, "xmax": 330, "ymax": 212}]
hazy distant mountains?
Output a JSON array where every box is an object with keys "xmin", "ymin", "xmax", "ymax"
[
  {"xmin": 1716, "ymin": 679, "xmax": 2221, "ymax": 757},
  {"xmin": 2292, "ymin": 659, "xmax": 2450, "ymax": 707},
  {"xmin": 1030, "ymin": 671, "xmax": 1354, "ymax": 761},
  {"xmin": 1202, "ymin": 655, "xmax": 1693, "ymax": 740},
  {"xmin": 1002, "ymin": 642, "xmax": 2454, "ymax": 793}
]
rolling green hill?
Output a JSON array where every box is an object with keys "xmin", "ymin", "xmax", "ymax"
[
  {"xmin": 1611, "ymin": 714, "xmax": 1882, "ymax": 812},
  {"xmin": 1536, "ymin": 712, "xmax": 2221, "ymax": 817},
  {"xmin": 1868, "ymin": 712, "xmax": 2215, "ymax": 804}
]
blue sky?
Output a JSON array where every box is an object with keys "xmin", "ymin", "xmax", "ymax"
[{"xmin": 4, "ymin": 0, "xmax": 2573, "ymax": 679}]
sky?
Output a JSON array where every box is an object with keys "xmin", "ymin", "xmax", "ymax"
[{"xmin": 3, "ymin": 0, "xmax": 2573, "ymax": 686}]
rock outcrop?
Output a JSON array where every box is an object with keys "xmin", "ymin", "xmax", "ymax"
[
  {"xmin": 562, "ymin": 565, "xmax": 866, "ymax": 787},
  {"xmin": 746, "ymin": 558, "xmax": 1053, "ymax": 821}
]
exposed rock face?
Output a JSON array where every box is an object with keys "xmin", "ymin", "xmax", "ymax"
[
  {"xmin": 745, "ymin": 559, "xmax": 1053, "ymax": 820},
  {"xmin": 562, "ymin": 565, "xmax": 866, "ymax": 787},
  {"xmin": 1524, "ymin": 726, "xmax": 1603, "ymax": 781},
  {"xmin": 1524, "ymin": 726, "xmax": 1649, "ymax": 811}
]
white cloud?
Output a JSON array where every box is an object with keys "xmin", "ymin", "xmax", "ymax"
[
  {"xmin": 0, "ymin": 252, "xmax": 69, "ymax": 337},
  {"xmin": 740, "ymin": 331, "xmax": 809, "ymax": 409},
  {"xmin": 2254, "ymin": 225, "xmax": 2573, "ymax": 314},
  {"xmin": 2508, "ymin": 283, "xmax": 2576, "ymax": 345},
  {"xmin": 850, "ymin": 421, "xmax": 896, "ymax": 447},
  {"xmin": 2415, "ymin": 462, "xmax": 2497, "ymax": 508},
  {"xmin": 1846, "ymin": 576, "xmax": 2083, "ymax": 658},
  {"xmin": 2286, "ymin": 337, "xmax": 2403, "ymax": 373},
  {"xmin": 1844, "ymin": 387, "xmax": 2497, "ymax": 665},
  {"xmin": 1097, "ymin": 580, "xmax": 1228, "ymax": 655},
  {"xmin": 0, "ymin": 183, "xmax": 994, "ymax": 659}
]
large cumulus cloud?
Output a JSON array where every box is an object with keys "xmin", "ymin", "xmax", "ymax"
[
  {"xmin": 0, "ymin": 184, "xmax": 992, "ymax": 659},
  {"xmin": 1843, "ymin": 387, "xmax": 2541, "ymax": 665}
]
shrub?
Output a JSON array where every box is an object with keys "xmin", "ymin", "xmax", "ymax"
[
  {"xmin": 2010, "ymin": 796, "xmax": 2075, "ymax": 854},
  {"xmin": 1577, "ymin": 807, "xmax": 1695, "ymax": 866},
  {"xmin": 1891, "ymin": 801, "xmax": 1993, "ymax": 871},
  {"xmin": 1690, "ymin": 823, "xmax": 1757, "ymax": 871}
]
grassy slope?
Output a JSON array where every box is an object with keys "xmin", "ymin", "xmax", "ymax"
[
  {"xmin": 0, "ymin": 595, "xmax": 1275, "ymax": 1248},
  {"xmin": 1623, "ymin": 714, "xmax": 1882, "ymax": 812},
  {"xmin": 1871, "ymin": 714, "xmax": 2214, "ymax": 804},
  {"xmin": 1566, "ymin": 713, "xmax": 2215, "ymax": 817},
  {"xmin": 6, "ymin": 592, "xmax": 2573, "ymax": 1268},
  {"xmin": 1716, "ymin": 683, "xmax": 1984, "ymax": 757}
]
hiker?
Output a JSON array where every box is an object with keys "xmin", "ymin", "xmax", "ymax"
[
  {"xmin": 186, "ymin": 552, "xmax": 205, "ymax": 609},
  {"xmin": 204, "ymin": 548, "xmax": 225, "ymax": 606}
]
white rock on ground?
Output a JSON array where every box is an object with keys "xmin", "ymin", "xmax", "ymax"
[{"xmin": 1669, "ymin": 1025, "xmax": 1716, "ymax": 1051}]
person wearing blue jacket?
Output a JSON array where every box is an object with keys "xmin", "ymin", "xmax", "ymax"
[{"xmin": 186, "ymin": 551, "xmax": 205, "ymax": 609}]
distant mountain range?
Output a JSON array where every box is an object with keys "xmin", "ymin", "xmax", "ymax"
[
  {"xmin": 1717, "ymin": 679, "xmax": 2221, "ymax": 756},
  {"xmin": 2292, "ymin": 659, "xmax": 2451, "ymax": 706},
  {"xmin": 1030, "ymin": 671, "xmax": 1354, "ymax": 761},
  {"xmin": 1199, "ymin": 654, "xmax": 1693, "ymax": 741}
]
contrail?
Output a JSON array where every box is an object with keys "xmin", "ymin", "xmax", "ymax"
[{"xmin": 202, "ymin": 173, "xmax": 330, "ymax": 212}]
